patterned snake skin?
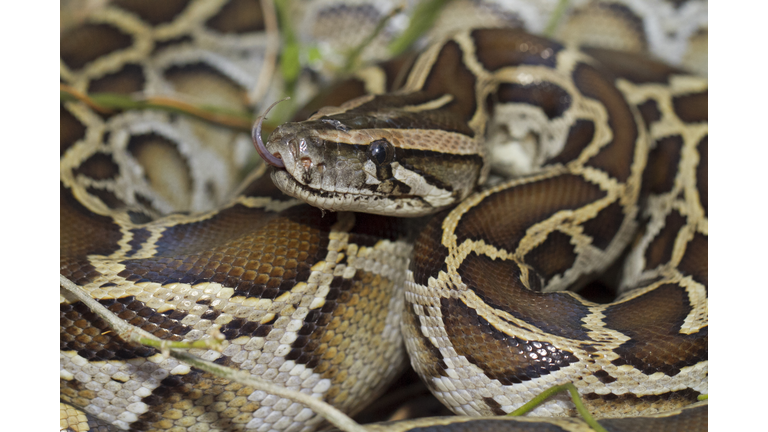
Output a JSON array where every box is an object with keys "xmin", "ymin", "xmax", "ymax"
[{"xmin": 60, "ymin": 1, "xmax": 707, "ymax": 431}]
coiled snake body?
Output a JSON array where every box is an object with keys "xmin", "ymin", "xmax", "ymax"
[{"xmin": 61, "ymin": 1, "xmax": 707, "ymax": 431}]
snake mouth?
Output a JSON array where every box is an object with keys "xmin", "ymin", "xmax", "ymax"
[{"xmin": 270, "ymin": 169, "xmax": 433, "ymax": 217}]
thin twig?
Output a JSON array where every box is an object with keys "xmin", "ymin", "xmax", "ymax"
[
  {"xmin": 250, "ymin": 0, "xmax": 280, "ymax": 105},
  {"xmin": 143, "ymin": 96, "xmax": 252, "ymax": 130},
  {"xmin": 343, "ymin": 5, "xmax": 403, "ymax": 73},
  {"xmin": 59, "ymin": 274, "xmax": 365, "ymax": 432},
  {"xmin": 60, "ymin": 85, "xmax": 254, "ymax": 131},
  {"xmin": 60, "ymin": 83, "xmax": 114, "ymax": 114}
]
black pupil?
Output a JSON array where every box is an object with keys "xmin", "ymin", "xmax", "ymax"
[{"xmin": 370, "ymin": 141, "xmax": 390, "ymax": 165}]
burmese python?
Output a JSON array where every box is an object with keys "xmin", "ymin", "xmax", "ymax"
[{"xmin": 61, "ymin": 1, "xmax": 707, "ymax": 431}]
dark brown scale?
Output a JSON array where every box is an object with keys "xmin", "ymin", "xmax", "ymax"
[
  {"xmin": 205, "ymin": 0, "xmax": 265, "ymax": 33},
  {"xmin": 421, "ymin": 41, "xmax": 477, "ymax": 124},
  {"xmin": 643, "ymin": 210, "xmax": 687, "ymax": 271},
  {"xmin": 544, "ymin": 120, "xmax": 596, "ymax": 166},
  {"xmin": 496, "ymin": 82, "xmax": 572, "ymax": 120},
  {"xmin": 696, "ymin": 136, "xmax": 708, "ymax": 216},
  {"xmin": 60, "ymin": 23, "xmax": 133, "ymax": 70},
  {"xmin": 454, "ymin": 174, "xmax": 606, "ymax": 252},
  {"xmin": 456, "ymin": 253, "xmax": 591, "ymax": 341},
  {"xmin": 673, "ymin": 91, "xmax": 708, "ymax": 123},
  {"xmin": 643, "ymin": 136, "xmax": 684, "ymax": 195},
  {"xmin": 575, "ymin": 62, "xmax": 639, "ymax": 183},
  {"xmin": 525, "ymin": 231, "xmax": 579, "ymax": 282},
  {"xmin": 119, "ymin": 205, "xmax": 332, "ymax": 297},
  {"xmin": 605, "ymin": 283, "xmax": 707, "ymax": 376},
  {"xmin": 60, "ymin": 184, "xmax": 122, "ymax": 285},
  {"xmin": 472, "ymin": 28, "xmax": 563, "ymax": 70},
  {"xmin": 441, "ymin": 297, "xmax": 578, "ymax": 385},
  {"xmin": 73, "ymin": 152, "xmax": 120, "ymax": 181},
  {"xmin": 581, "ymin": 201, "xmax": 627, "ymax": 250},
  {"xmin": 87, "ymin": 63, "xmax": 146, "ymax": 94},
  {"xmin": 112, "ymin": 0, "xmax": 192, "ymax": 25},
  {"xmin": 60, "ymin": 105, "xmax": 86, "ymax": 156}
]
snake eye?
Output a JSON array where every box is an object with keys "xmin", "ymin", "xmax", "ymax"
[{"xmin": 368, "ymin": 139, "xmax": 394, "ymax": 166}]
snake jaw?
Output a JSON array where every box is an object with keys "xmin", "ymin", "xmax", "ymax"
[{"xmin": 252, "ymin": 98, "xmax": 290, "ymax": 168}]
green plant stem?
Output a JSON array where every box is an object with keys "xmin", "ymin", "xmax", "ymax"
[
  {"xmin": 509, "ymin": 383, "xmax": 607, "ymax": 432},
  {"xmin": 543, "ymin": 0, "xmax": 570, "ymax": 37},
  {"xmin": 387, "ymin": 0, "xmax": 452, "ymax": 56}
]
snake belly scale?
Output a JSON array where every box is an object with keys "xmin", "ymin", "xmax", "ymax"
[{"xmin": 61, "ymin": 1, "xmax": 707, "ymax": 431}]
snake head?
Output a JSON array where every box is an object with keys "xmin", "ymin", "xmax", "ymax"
[{"xmin": 256, "ymin": 98, "xmax": 485, "ymax": 217}]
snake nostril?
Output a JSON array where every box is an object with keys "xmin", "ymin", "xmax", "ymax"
[
  {"xmin": 300, "ymin": 157, "xmax": 312, "ymax": 170},
  {"xmin": 316, "ymin": 162, "xmax": 325, "ymax": 174}
]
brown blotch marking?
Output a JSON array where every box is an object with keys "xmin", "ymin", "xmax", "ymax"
[
  {"xmin": 482, "ymin": 397, "xmax": 506, "ymax": 416},
  {"xmin": 496, "ymin": 82, "xmax": 572, "ymax": 119},
  {"xmin": 381, "ymin": 51, "xmax": 419, "ymax": 92},
  {"xmin": 87, "ymin": 63, "xmax": 146, "ymax": 94},
  {"xmin": 421, "ymin": 40, "xmax": 477, "ymax": 123},
  {"xmin": 593, "ymin": 369, "xmax": 617, "ymax": 384},
  {"xmin": 60, "ymin": 23, "xmax": 133, "ymax": 70},
  {"xmin": 441, "ymin": 297, "xmax": 578, "ymax": 385},
  {"xmin": 581, "ymin": 201, "xmax": 626, "ymax": 250},
  {"xmin": 643, "ymin": 135, "xmax": 683, "ymax": 195},
  {"xmin": 163, "ymin": 62, "xmax": 247, "ymax": 110},
  {"xmin": 673, "ymin": 90, "xmax": 708, "ymax": 123},
  {"xmin": 60, "ymin": 184, "xmax": 122, "ymax": 285},
  {"xmin": 112, "ymin": 0, "xmax": 191, "ymax": 25},
  {"xmin": 574, "ymin": 63, "xmax": 639, "ymax": 182},
  {"xmin": 119, "ymin": 205, "xmax": 332, "ymax": 298},
  {"xmin": 349, "ymin": 212, "xmax": 412, "ymax": 245},
  {"xmin": 456, "ymin": 174, "xmax": 606, "ymax": 252},
  {"xmin": 644, "ymin": 210, "xmax": 686, "ymax": 270},
  {"xmin": 239, "ymin": 172, "xmax": 293, "ymax": 201},
  {"xmin": 127, "ymin": 133, "xmax": 192, "ymax": 210},
  {"xmin": 407, "ymin": 419, "xmax": 575, "ymax": 432},
  {"xmin": 457, "ymin": 253, "xmax": 590, "ymax": 341},
  {"xmin": 605, "ymin": 283, "xmax": 707, "ymax": 376},
  {"xmin": 288, "ymin": 267, "xmax": 399, "ymax": 405},
  {"xmin": 126, "ymin": 228, "xmax": 152, "ymax": 257},
  {"xmin": 205, "ymin": 0, "xmax": 265, "ymax": 33},
  {"xmin": 637, "ymin": 99, "xmax": 662, "ymax": 127},
  {"xmin": 73, "ymin": 152, "xmax": 120, "ymax": 181},
  {"xmin": 584, "ymin": 48, "xmax": 681, "ymax": 84},
  {"xmin": 472, "ymin": 28, "xmax": 562, "ymax": 71},
  {"xmin": 293, "ymin": 79, "xmax": 367, "ymax": 121},
  {"xmin": 401, "ymin": 299, "xmax": 450, "ymax": 380},
  {"xmin": 133, "ymin": 194, "xmax": 160, "ymax": 218},
  {"xmin": 333, "ymin": 92, "xmax": 475, "ymax": 136},
  {"xmin": 137, "ymin": 370, "xmax": 251, "ymax": 431},
  {"xmin": 696, "ymin": 135, "xmax": 708, "ymax": 216},
  {"xmin": 106, "ymin": 296, "xmax": 191, "ymax": 340},
  {"xmin": 60, "ymin": 299, "xmax": 157, "ymax": 361},
  {"xmin": 678, "ymin": 232, "xmax": 707, "ymax": 288},
  {"xmin": 222, "ymin": 315, "xmax": 275, "ymax": 340},
  {"xmin": 128, "ymin": 214, "xmax": 153, "ymax": 229},
  {"xmin": 545, "ymin": 120, "xmax": 595, "ymax": 166},
  {"xmin": 86, "ymin": 186, "xmax": 127, "ymax": 210},
  {"xmin": 61, "ymin": 105, "xmax": 86, "ymax": 156},
  {"xmin": 599, "ymin": 396, "xmax": 707, "ymax": 431},
  {"xmin": 411, "ymin": 210, "xmax": 451, "ymax": 286},
  {"xmin": 525, "ymin": 231, "xmax": 578, "ymax": 282}
]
